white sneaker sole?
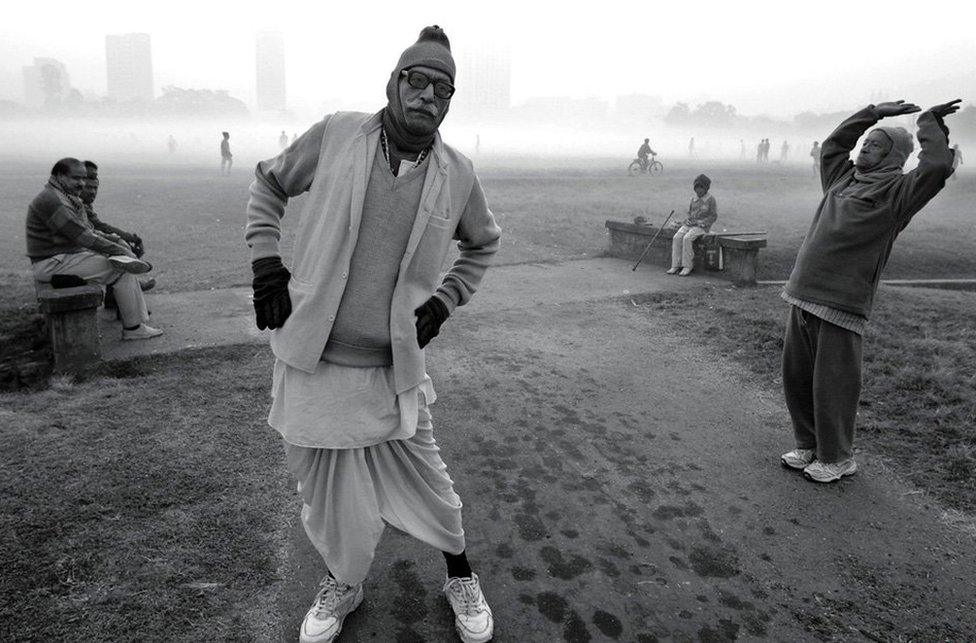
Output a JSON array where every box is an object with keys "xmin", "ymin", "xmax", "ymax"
[
  {"xmin": 781, "ymin": 456, "xmax": 814, "ymax": 470},
  {"xmin": 299, "ymin": 586, "xmax": 363, "ymax": 643},
  {"xmin": 455, "ymin": 618, "xmax": 493, "ymax": 643},
  {"xmin": 803, "ymin": 463, "xmax": 858, "ymax": 483}
]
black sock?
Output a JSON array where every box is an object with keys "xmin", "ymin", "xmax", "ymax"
[
  {"xmin": 124, "ymin": 324, "xmax": 140, "ymax": 331},
  {"xmin": 444, "ymin": 550, "xmax": 472, "ymax": 579}
]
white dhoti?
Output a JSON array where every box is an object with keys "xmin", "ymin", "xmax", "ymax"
[{"xmin": 270, "ymin": 358, "xmax": 465, "ymax": 585}]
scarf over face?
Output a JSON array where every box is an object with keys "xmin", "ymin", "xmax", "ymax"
[{"xmin": 382, "ymin": 28, "xmax": 456, "ymax": 154}]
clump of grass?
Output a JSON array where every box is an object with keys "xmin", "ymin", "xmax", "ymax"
[{"xmin": 0, "ymin": 344, "xmax": 291, "ymax": 641}]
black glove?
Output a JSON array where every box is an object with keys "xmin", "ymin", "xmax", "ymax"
[
  {"xmin": 252, "ymin": 256, "xmax": 292, "ymax": 330},
  {"xmin": 129, "ymin": 234, "xmax": 145, "ymax": 258},
  {"xmin": 414, "ymin": 296, "xmax": 449, "ymax": 348}
]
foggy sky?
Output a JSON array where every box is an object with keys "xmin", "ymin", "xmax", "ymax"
[{"xmin": 1, "ymin": 0, "xmax": 974, "ymax": 117}]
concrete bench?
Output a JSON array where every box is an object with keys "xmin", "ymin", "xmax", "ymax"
[
  {"xmin": 605, "ymin": 220, "xmax": 767, "ymax": 286},
  {"xmin": 34, "ymin": 281, "xmax": 104, "ymax": 375}
]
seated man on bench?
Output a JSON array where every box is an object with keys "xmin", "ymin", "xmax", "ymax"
[
  {"xmin": 80, "ymin": 160, "xmax": 156, "ymax": 299},
  {"xmin": 26, "ymin": 157, "xmax": 163, "ymax": 341}
]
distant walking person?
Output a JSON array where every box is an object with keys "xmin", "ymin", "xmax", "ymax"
[
  {"xmin": 220, "ymin": 132, "xmax": 233, "ymax": 174},
  {"xmin": 666, "ymin": 174, "xmax": 717, "ymax": 276},
  {"xmin": 756, "ymin": 140, "xmax": 764, "ymax": 164},
  {"xmin": 244, "ymin": 26, "xmax": 499, "ymax": 643},
  {"xmin": 951, "ymin": 143, "xmax": 962, "ymax": 180},
  {"xmin": 780, "ymin": 139, "xmax": 790, "ymax": 161},
  {"xmin": 167, "ymin": 135, "xmax": 177, "ymax": 153},
  {"xmin": 780, "ymin": 99, "xmax": 960, "ymax": 483},
  {"xmin": 688, "ymin": 137, "xmax": 695, "ymax": 158},
  {"xmin": 740, "ymin": 139, "xmax": 746, "ymax": 158},
  {"xmin": 26, "ymin": 158, "xmax": 162, "ymax": 340},
  {"xmin": 810, "ymin": 141, "xmax": 821, "ymax": 174},
  {"xmin": 279, "ymin": 130, "xmax": 289, "ymax": 150}
]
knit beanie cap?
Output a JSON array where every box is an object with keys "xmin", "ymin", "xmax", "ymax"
[
  {"xmin": 394, "ymin": 25, "xmax": 456, "ymax": 82},
  {"xmin": 693, "ymin": 174, "xmax": 711, "ymax": 191}
]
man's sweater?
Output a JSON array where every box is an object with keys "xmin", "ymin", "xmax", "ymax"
[
  {"xmin": 322, "ymin": 147, "xmax": 426, "ymax": 367},
  {"xmin": 785, "ymin": 108, "xmax": 954, "ymax": 318},
  {"xmin": 26, "ymin": 185, "xmax": 130, "ymax": 260}
]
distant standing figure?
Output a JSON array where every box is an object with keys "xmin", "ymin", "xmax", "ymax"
[
  {"xmin": 666, "ymin": 173, "xmax": 717, "ymax": 276},
  {"xmin": 167, "ymin": 135, "xmax": 177, "ymax": 153},
  {"xmin": 740, "ymin": 139, "xmax": 746, "ymax": 158},
  {"xmin": 756, "ymin": 140, "xmax": 764, "ymax": 163},
  {"xmin": 279, "ymin": 130, "xmax": 289, "ymax": 150},
  {"xmin": 781, "ymin": 140, "xmax": 790, "ymax": 161},
  {"xmin": 688, "ymin": 137, "xmax": 695, "ymax": 158},
  {"xmin": 475, "ymin": 133, "xmax": 480, "ymax": 154},
  {"xmin": 951, "ymin": 143, "xmax": 962, "ymax": 180},
  {"xmin": 291, "ymin": 132, "xmax": 298, "ymax": 144},
  {"xmin": 220, "ymin": 132, "xmax": 233, "ymax": 174},
  {"xmin": 780, "ymin": 99, "xmax": 960, "ymax": 483},
  {"xmin": 810, "ymin": 141, "xmax": 821, "ymax": 174},
  {"xmin": 763, "ymin": 138, "xmax": 771, "ymax": 163}
]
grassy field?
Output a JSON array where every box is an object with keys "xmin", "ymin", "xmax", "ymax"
[
  {"xmin": 0, "ymin": 346, "xmax": 286, "ymax": 641},
  {"xmin": 1, "ymin": 159, "xmax": 974, "ymax": 299},
  {"xmin": 635, "ymin": 283, "xmax": 976, "ymax": 514},
  {"xmin": 1, "ymin": 158, "xmax": 974, "ymax": 638}
]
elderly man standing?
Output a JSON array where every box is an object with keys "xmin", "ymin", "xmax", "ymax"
[
  {"xmin": 780, "ymin": 99, "xmax": 960, "ymax": 483},
  {"xmin": 26, "ymin": 158, "xmax": 161, "ymax": 340},
  {"xmin": 244, "ymin": 26, "xmax": 500, "ymax": 643}
]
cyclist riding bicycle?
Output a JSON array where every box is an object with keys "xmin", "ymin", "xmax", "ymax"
[{"xmin": 637, "ymin": 138, "xmax": 656, "ymax": 171}]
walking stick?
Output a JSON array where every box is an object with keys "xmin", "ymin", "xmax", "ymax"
[{"xmin": 632, "ymin": 210, "xmax": 675, "ymax": 271}]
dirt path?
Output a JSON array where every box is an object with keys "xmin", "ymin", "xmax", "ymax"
[{"xmin": 255, "ymin": 260, "xmax": 976, "ymax": 642}]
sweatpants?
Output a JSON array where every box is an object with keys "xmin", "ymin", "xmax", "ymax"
[
  {"xmin": 31, "ymin": 251, "xmax": 149, "ymax": 327},
  {"xmin": 782, "ymin": 305, "xmax": 863, "ymax": 463},
  {"xmin": 670, "ymin": 225, "xmax": 706, "ymax": 270},
  {"xmin": 283, "ymin": 404, "xmax": 465, "ymax": 585}
]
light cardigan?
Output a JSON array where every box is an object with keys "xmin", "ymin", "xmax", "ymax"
[{"xmin": 245, "ymin": 110, "xmax": 501, "ymax": 393}]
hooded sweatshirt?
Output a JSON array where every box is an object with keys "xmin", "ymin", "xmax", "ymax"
[{"xmin": 784, "ymin": 107, "xmax": 954, "ymax": 318}]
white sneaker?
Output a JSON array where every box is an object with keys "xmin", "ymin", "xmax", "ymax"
[
  {"xmin": 108, "ymin": 255, "xmax": 153, "ymax": 274},
  {"xmin": 666, "ymin": 267, "xmax": 681, "ymax": 274},
  {"xmin": 299, "ymin": 576, "xmax": 364, "ymax": 643},
  {"xmin": 121, "ymin": 324, "xmax": 164, "ymax": 341},
  {"xmin": 678, "ymin": 267, "xmax": 694, "ymax": 276},
  {"xmin": 780, "ymin": 448, "xmax": 816, "ymax": 470},
  {"xmin": 803, "ymin": 459, "xmax": 858, "ymax": 483},
  {"xmin": 444, "ymin": 574, "xmax": 493, "ymax": 643}
]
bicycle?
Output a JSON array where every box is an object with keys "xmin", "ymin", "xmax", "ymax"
[{"xmin": 628, "ymin": 154, "xmax": 663, "ymax": 176}]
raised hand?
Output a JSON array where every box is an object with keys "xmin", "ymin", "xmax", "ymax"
[
  {"xmin": 873, "ymin": 100, "xmax": 922, "ymax": 118},
  {"xmin": 925, "ymin": 99, "xmax": 963, "ymax": 118}
]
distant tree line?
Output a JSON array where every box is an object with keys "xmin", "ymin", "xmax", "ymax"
[{"xmin": 0, "ymin": 86, "xmax": 249, "ymax": 119}]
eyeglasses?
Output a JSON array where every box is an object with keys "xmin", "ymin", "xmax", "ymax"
[{"xmin": 400, "ymin": 70, "xmax": 455, "ymax": 99}]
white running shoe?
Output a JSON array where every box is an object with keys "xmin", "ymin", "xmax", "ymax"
[
  {"xmin": 444, "ymin": 574, "xmax": 493, "ymax": 643},
  {"xmin": 121, "ymin": 324, "xmax": 164, "ymax": 341},
  {"xmin": 666, "ymin": 267, "xmax": 681, "ymax": 274},
  {"xmin": 299, "ymin": 576, "xmax": 364, "ymax": 643},
  {"xmin": 678, "ymin": 267, "xmax": 693, "ymax": 276},
  {"xmin": 803, "ymin": 459, "xmax": 858, "ymax": 483},
  {"xmin": 781, "ymin": 448, "xmax": 816, "ymax": 470},
  {"xmin": 108, "ymin": 255, "xmax": 153, "ymax": 274}
]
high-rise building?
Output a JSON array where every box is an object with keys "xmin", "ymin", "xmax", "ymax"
[
  {"xmin": 454, "ymin": 46, "xmax": 512, "ymax": 118},
  {"xmin": 105, "ymin": 33, "xmax": 154, "ymax": 102},
  {"xmin": 23, "ymin": 57, "xmax": 71, "ymax": 107},
  {"xmin": 256, "ymin": 31, "xmax": 286, "ymax": 112}
]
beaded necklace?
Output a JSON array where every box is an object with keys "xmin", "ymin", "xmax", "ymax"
[{"xmin": 380, "ymin": 127, "xmax": 430, "ymax": 170}]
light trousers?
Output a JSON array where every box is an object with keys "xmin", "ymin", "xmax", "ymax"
[
  {"xmin": 31, "ymin": 251, "xmax": 149, "ymax": 327},
  {"xmin": 284, "ymin": 403, "xmax": 465, "ymax": 585},
  {"xmin": 670, "ymin": 225, "xmax": 707, "ymax": 270}
]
